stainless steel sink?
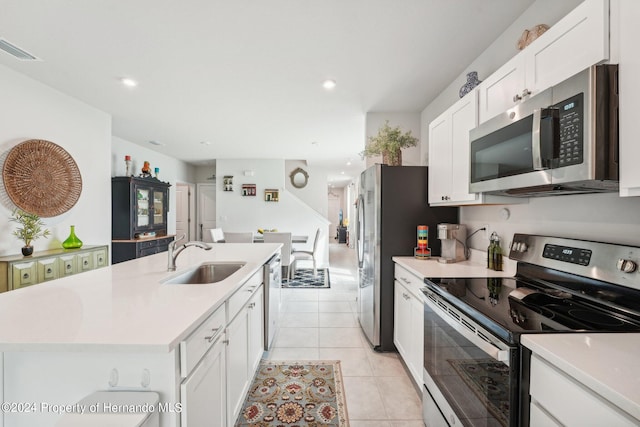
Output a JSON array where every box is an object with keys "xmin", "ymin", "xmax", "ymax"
[{"xmin": 163, "ymin": 262, "xmax": 246, "ymax": 285}]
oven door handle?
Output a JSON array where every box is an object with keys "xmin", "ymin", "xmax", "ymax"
[{"xmin": 423, "ymin": 293, "xmax": 510, "ymax": 366}]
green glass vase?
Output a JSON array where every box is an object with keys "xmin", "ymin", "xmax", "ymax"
[{"xmin": 62, "ymin": 225, "xmax": 83, "ymax": 249}]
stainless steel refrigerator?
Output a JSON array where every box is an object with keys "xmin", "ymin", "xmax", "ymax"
[{"xmin": 356, "ymin": 164, "xmax": 458, "ymax": 351}]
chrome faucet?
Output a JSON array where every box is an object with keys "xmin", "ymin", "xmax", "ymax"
[{"xmin": 167, "ymin": 235, "xmax": 213, "ymax": 271}]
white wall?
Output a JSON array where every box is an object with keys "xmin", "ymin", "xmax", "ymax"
[
  {"xmin": 284, "ymin": 160, "xmax": 329, "ymax": 217},
  {"xmin": 215, "ymin": 159, "xmax": 330, "ymax": 267},
  {"xmin": 111, "ymin": 136, "xmax": 197, "ymax": 235},
  {"xmin": 365, "ymin": 112, "xmax": 421, "ymax": 167},
  {"xmin": 462, "ymin": 193, "xmax": 640, "ymax": 249},
  {"xmin": 0, "ymin": 64, "xmax": 111, "ymax": 256}
]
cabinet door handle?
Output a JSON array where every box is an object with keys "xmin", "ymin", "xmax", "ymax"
[
  {"xmin": 46, "ymin": 268, "xmax": 52, "ymax": 274},
  {"xmin": 513, "ymin": 88, "xmax": 532, "ymax": 103},
  {"xmin": 246, "ymin": 286, "xmax": 256, "ymax": 292},
  {"xmin": 23, "ymin": 273, "xmax": 29, "ymax": 279},
  {"xmin": 204, "ymin": 328, "xmax": 220, "ymax": 342},
  {"xmin": 400, "ymin": 277, "xmax": 410, "ymax": 284},
  {"xmin": 248, "ymin": 302, "xmax": 256, "ymax": 309}
]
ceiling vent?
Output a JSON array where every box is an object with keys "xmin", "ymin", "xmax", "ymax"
[{"xmin": 0, "ymin": 38, "xmax": 41, "ymax": 61}]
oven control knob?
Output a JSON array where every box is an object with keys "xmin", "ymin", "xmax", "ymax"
[
  {"xmin": 617, "ymin": 258, "xmax": 637, "ymax": 273},
  {"xmin": 512, "ymin": 242, "xmax": 528, "ymax": 253}
]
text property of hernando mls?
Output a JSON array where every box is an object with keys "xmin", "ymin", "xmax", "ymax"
[{"xmin": 1, "ymin": 401, "xmax": 182, "ymax": 414}]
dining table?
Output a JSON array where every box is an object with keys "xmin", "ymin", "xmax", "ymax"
[{"xmin": 252, "ymin": 234, "xmax": 308, "ymax": 244}]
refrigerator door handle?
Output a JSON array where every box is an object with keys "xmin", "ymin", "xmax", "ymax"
[{"xmin": 356, "ymin": 194, "xmax": 365, "ymax": 268}]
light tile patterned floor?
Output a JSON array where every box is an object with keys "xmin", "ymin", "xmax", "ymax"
[{"xmin": 266, "ymin": 243, "xmax": 423, "ymax": 424}]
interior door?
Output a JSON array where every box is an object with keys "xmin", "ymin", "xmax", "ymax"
[
  {"xmin": 176, "ymin": 183, "xmax": 190, "ymax": 243},
  {"xmin": 197, "ymin": 183, "xmax": 217, "ymax": 242}
]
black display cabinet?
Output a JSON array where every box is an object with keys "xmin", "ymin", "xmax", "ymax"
[{"xmin": 111, "ymin": 176, "xmax": 173, "ymax": 263}]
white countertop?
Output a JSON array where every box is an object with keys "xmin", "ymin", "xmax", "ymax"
[
  {"xmin": 0, "ymin": 243, "xmax": 280, "ymax": 353},
  {"xmin": 393, "ymin": 249, "xmax": 517, "ymax": 280},
  {"xmin": 522, "ymin": 333, "xmax": 640, "ymax": 420}
]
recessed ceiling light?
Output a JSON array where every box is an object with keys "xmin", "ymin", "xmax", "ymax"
[
  {"xmin": 341, "ymin": 171, "xmax": 345, "ymax": 175},
  {"xmin": 322, "ymin": 79, "xmax": 336, "ymax": 90},
  {"xmin": 120, "ymin": 77, "xmax": 138, "ymax": 88},
  {"xmin": 311, "ymin": 141, "xmax": 319, "ymax": 146},
  {"xmin": 346, "ymin": 161, "xmax": 352, "ymax": 166},
  {"xmin": 200, "ymin": 141, "xmax": 212, "ymax": 145}
]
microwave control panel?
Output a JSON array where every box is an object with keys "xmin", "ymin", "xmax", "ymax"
[{"xmin": 555, "ymin": 93, "xmax": 584, "ymax": 167}]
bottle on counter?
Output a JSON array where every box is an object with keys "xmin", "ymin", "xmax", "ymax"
[
  {"xmin": 493, "ymin": 234, "xmax": 503, "ymax": 271},
  {"xmin": 487, "ymin": 233, "xmax": 496, "ymax": 270}
]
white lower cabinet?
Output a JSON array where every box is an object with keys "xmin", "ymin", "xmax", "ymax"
[
  {"xmin": 529, "ymin": 353, "xmax": 638, "ymax": 426},
  {"xmin": 227, "ymin": 284, "xmax": 265, "ymax": 427},
  {"xmin": 226, "ymin": 306, "xmax": 250, "ymax": 425},
  {"xmin": 181, "ymin": 334, "xmax": 226, "ymax": 427},
  {"xmin": 393, "ymin": 264, "xmax": 424, "ymax": 387},
  {"xmin": 248, "ymin": 286, "xmax": 265, "ymax": 374}
]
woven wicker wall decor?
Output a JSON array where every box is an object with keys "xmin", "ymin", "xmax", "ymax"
[{"xmin": 2, "ymin": 139, "xmax": 82, "ymax": 217}]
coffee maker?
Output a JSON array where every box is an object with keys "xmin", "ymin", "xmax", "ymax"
[{"xmin": 437, "ymin": 223, "xmax": 467, "ymax": 263}]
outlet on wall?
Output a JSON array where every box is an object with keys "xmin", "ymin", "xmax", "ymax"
[{"xmin": 483, "ymin": 224, "xmax": 490, "ymax": 240}]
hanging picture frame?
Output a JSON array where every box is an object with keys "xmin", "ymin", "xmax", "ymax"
[
  {"xmin": 242, "ymin": 184, "xmax": 256, "ymax": 196},
  {"xmin": 264, "ymin": 189, "xmax": 279, "ymax": 202}
]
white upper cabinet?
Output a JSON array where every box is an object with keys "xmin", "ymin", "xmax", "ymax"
[
  {"xmin": 479, "ymin": 0, "xmax": 609, "ymax": 124},
  {"xmin": 617, "ymin": 0, "xmax": 640, "ymax": 196},
  {"xmin": 428, "ymin": 90, "xmax": 517, "ymax": 206},
  {"xmin": 429, "ymin": 90, "xmax": 478, "ymax": 205}
]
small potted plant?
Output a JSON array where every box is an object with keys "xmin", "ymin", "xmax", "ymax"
[
  {"xmin": 361, "ymin": 120, "xmax": 419, "ymax": 166},
  {"xmin": 10, "ymin": 209, "xmax": 51, "ymax": 256}
]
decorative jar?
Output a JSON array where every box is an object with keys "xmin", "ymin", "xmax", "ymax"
[
  {"xmin": 459, "ymin": 71, "xmax": 482, "ymax": 98},
  {"xmin": 62, "ymin": 225, "xmax": 83, "ymax": 249}
]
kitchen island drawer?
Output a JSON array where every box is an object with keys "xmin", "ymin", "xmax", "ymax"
[
  {"xmin": 227, "ymin": 271, "xmax": 262, "ymax": 321},
  {"xmin": 180, "ymin": 304, "xmax": 226, "ymax": 378}
]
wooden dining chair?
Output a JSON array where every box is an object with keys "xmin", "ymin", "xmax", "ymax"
[
  {"xmin": 263, "ymin": 232, "xmax": 295, "ymax": 280},
  {"xmin": 292, "ymin": 228, "xmax": 321, "ymax": 277},
  {"xmin": 223, "ymin": 232, "xmax": 253, "ymax": 243}
]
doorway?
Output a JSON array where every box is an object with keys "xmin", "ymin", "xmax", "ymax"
[
  {"xmin": 175, "ymin": 183, "xmax": 195, "ymax": 243},
  {"xmin": 197, "ymin": 183, "xmax": 217, "ymax": 242}
]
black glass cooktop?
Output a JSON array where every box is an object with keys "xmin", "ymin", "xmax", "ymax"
[{"xmin": 423, "ymin": 273, "xmax": 640, "ymax": 340}]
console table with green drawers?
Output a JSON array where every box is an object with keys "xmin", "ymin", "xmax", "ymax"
[{"xmin": 0, "ymin": 245, "xmax": 109, "ymax": 292}]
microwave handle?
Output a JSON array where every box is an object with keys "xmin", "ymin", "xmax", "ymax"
[
  {"xmin": 531, "ymin": 108, "xmax": 544, "ymax": 170},
  {"xmin": 532, "ymin": 108, "xmax": 559, "ymax": 170}
]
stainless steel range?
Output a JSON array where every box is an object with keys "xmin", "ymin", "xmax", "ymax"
[{"xmin": 421, "ymin": 234, "xmax": 640, "ymax": 427}]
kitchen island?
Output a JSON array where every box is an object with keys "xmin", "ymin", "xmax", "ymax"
[{"xmin": 0, "ymin": 243, "xmax": 281, "ymax": 427}]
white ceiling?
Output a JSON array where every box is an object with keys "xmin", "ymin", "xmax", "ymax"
[{"xmin": 0, "ymin": 0, "xmax": 534, "ymax": 186}]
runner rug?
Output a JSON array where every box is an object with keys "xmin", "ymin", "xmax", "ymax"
[
  {"xmin": 235, "ymin": 360, "xmax": 349, "ymax": 426},
  {"xmin": 448, "ymin": 358, "xmax": 509, "ymax": 427},
  {"xmin": 283, "ymin": 268, "xmax": 330, "ymax": 289}
]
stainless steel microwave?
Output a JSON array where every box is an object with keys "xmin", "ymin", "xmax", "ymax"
[{"xmin": 469, "ymin": 65, "xmax": 618, "ymax": 197}]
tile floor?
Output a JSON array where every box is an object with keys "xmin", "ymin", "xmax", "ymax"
[{"xmin": 265, "ymin": 243, "xmax": 424, "ymax": 426}]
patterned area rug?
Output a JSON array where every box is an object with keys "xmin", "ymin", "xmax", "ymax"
[
  {"xmin": 283, "ymin": 268, "xmax": 330, "ymax": 288},
  {"xmin": 235, "ymin": 360, "xmax": 349, "ymax": 426},
  {"xmin": 448, "ymin": 358, "xmax": 509, "ymax": 427}
]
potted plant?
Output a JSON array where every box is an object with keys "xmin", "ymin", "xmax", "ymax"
[
  {"xmin": 10, "ymin": 209, "xmax": 51, "ymax": 256},
  {"xmin": 361, "ymin": 120, "xmax": 419, "ymax": 166}
]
